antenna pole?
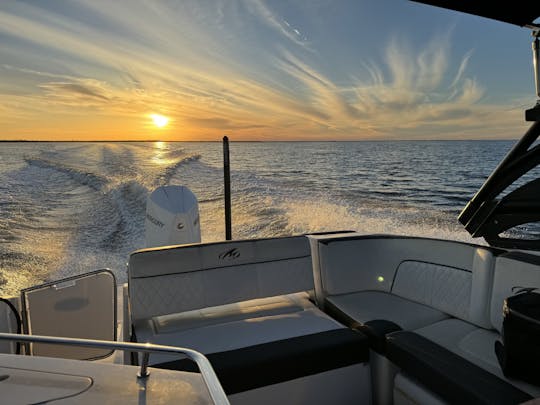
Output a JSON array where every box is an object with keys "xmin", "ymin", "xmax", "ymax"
[
  {"xmin": 533, "ymin": 34, "xmax": 540, "ymax": 100},
  {"xmin": 526, "ymin": 31, "xmax": 540, "ymax": 121},
  {"xmin": 223, "ymin": 136, "xmax": 232, "ymax": 240}
]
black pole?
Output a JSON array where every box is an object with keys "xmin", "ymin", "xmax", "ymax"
[{"xmin": 223, "ymin": 136, "xmax": 232, "ymax": 240}]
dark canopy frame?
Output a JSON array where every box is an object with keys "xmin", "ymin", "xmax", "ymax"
[
  {"xmin": 458, "ymin": 122, "xmax": 540, "ymax": 249},
  {"xmin": 411, "ymin": 1, "xmax": 540, "ymax": 27}
]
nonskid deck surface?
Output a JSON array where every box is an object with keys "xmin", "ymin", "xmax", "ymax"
[{"xmin": 0, "ymin": 352, "xmax": 214, "ymax": 404}]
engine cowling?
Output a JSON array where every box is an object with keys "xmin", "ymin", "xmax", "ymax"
[{"xmin": 145, "ymin": 186, "xmax": 201, "ymax": 248}]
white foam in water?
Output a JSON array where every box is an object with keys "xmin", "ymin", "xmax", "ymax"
[
  {"xmin": 273, "ymin": 197, "xmax": 479, "ymax": 244},
  {"xmin": 0, "ymin": 141, "xmax": 501, "ymax": 296}
]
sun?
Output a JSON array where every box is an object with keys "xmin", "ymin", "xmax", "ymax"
[{"xmin": 151, "ymin": 114, "xmax": 169, "ymax": 128}]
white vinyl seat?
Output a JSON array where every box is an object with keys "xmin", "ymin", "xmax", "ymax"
[
  {"xmin": 315, "ymin": 237, "xmax": 495, "ymax": 332},
  {"xmin": 135, "ymin": 293, "xmax": 346, "ymax": 365},
  {"xmin": 414, "ymin": 318, "xmax": 540, "ymax": 397},
  {"xmin": 409, "ymin": 252, "xmax": 540, "ymax": 398},
  {"xmin": 128, "ymin": 236, "xmax": 321, "ymax": 363},
  {"xmin": 326, "ymin": 291, "xmax": 448, "ymax": 330},
  {"xmin": 128, "ymin": 236, "xmax": 372, "ymax": 402}
]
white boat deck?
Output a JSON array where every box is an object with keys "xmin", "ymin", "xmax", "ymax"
[{"xmin": 1, "ymin": 232, "xmax": 540, "ymax": 404}]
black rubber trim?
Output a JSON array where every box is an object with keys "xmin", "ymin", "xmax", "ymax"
[
  {"xmin": 306, "ymin": 230, "xmax": 356, "ymax": 236},
  {"xmin": 386, "ymin": 331, "xmax": 532, "ymax": 405},
  {"xmin": 131, "ymin": 254, "xmax": 311, "ymax": 279},
  {"xmin": 357, "ymin": 320, "xmax": 401, "ymax": 354},
  {"xmin": 131, "ymin": 235, "xmax": 309, "ymax": 255},
  {"xmin": 152, "ymin": 329, "xmax": 369, "ymax": 395},
  {"xmin": 390, "ymin": 259, "xmax": 471, "ymax": 291},
  {"xmin": 323, "ymin": 298, "xmax": 402, "ymax": 354},
  {"xmin": 318, "ymin": 234, "xmax": 505, "ymax": 254}
]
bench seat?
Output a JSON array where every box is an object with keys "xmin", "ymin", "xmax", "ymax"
[
  {"xmin": 325, "ymin": 291, "xmax": 448, "ymax": 330},
  {"xmin": 153, "ymin": 328, "xmax": 369, "ymax": 395},
  {"xmin": 136, "ymin": 293, "xmax": 347, "ymax": 365},
  {"xmin": 415, "ymin": 316, "xmax": 540, "ymax": 397},
  {"xmin": 387, "ymin": 331, "xmax": 532, "ymax": 405},
  {"xmin": 128, "ymin": 236, "xmax": 372, "ymax": 403}
]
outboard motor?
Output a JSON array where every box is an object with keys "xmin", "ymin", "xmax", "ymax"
[{"xmin": 145, "ymin": 185, "xmax": 201, "ymax": 248}]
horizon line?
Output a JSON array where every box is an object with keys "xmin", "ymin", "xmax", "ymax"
[{"xmin": 0, "ymin": 138, "xmax": 520, "ymax": 143}]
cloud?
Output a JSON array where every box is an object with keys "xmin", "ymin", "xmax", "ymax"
[
  {"xmin": 0, "ymin": 2, "xmax": 530, "ymax": 140},
  {"xmin": 266, "ymin": 33, "xmax": 526, "ymax": 139},
  {"xmin": 39, "ymin": 82, "xmax": 110, "ymax": 101},
  {"xmin": 244, "ymin": 0, "xmax": 310, "ymax": 49},
  {"xmin": 450, "ymin": 49, "xmax": 474, "ymax": 88},
  {"xmin": 457, "ymin": 78, "xmax": 484, "ymax": 104},
  {"xmin": 185, "ymin": 116, "xmax": 267, "ymax": 130}
]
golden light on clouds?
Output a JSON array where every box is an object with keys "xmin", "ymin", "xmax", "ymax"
[
  {"xmin": 151, "ymin": 114, "xmax": 169, "ymax": 128},
  {"xmin": 0, "ymin": 1, "xmax": 532, "ymax": 141}
]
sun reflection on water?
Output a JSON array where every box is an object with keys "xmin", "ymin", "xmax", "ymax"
[{"xmin": 151, "ymin": 141, "xmax": 171, "ymax": 165}]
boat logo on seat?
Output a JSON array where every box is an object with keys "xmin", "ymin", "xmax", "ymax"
[{"xmin": 219, "ymin": 248, "xmax": 240, "ymax": 260}]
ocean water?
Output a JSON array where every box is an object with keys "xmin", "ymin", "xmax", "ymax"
[{"xmin": 0, "ymin": 140, "xmax": 514, "ymax": 296}]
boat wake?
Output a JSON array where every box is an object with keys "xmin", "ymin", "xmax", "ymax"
[
  {"xmin": 25, "ymin": 157, "xmax": 108, "ymax": 191},
  {"xmin": 0, "ymin": 140, "xmax": 500, "ymax": 296}
]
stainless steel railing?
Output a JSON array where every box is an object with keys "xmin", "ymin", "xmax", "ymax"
[{"xmin": 0, "ymin": 332, "xmax": 229, "ymax": 405}]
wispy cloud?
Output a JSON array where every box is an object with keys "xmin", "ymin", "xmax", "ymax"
[
  {"xmin": 40, "ymin": 81, "xmax": 110, "ymax": 102},
  {"xmin": 244, "ymin": 0, "xmax": 311, "ymax": 49},
  {"xmin": 450, "ymin": 49, "xmax": 474, "ymax": 88},
  {"xmin": 0, "ymin": 1, "xmax": 530, "ymax": 140}
]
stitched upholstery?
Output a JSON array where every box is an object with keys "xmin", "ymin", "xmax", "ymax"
[
  {"xmin": 392, "ymin": 261, "xmax": 472, "ymax": 321},
  {"xmin": 316, "ymin": 237, "xmax": 494, "ymax": 327},
  {"xmin": 317, "ymin": 237, "xmax": 479, "ymax": 296},
  {"xmin": 129, "ymin": 236, "xmax": 311, "ymax": 278},
  {"xmin": 128, "ymin": 236, "xmax": 313, "ymax": 322}
]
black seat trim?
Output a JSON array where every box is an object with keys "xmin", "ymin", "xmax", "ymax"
[
  {"xmin": 153, "ymin": 328, "xmax": 369, "ymax": 394},
  {"xmin": 357, "ymin": 320, "xmax": 401, "ymax": 354},
  {"xmin": 324, "ymin": 298, "xmax": 402, "ymax": 354},
  {"xmin": 386, "ymin": 331, "xmax": 532, "ymax": 405}
]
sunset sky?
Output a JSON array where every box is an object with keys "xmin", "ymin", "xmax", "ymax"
[{"xmin": 0, "ymin": 1, "xmax": 537, "ymax": 141}]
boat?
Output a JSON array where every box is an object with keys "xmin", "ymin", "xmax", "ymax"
[{"xmin": 1, "ymin": 2, "xmax": 540, "ymax": 404}]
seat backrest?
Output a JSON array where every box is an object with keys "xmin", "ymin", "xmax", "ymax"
[
  {"xmin": 391, "ymin": 248, "xmax": 494, "ymax": 328},
  {"xmin": 128, "ymin": 236, "xmax": 313, "ymax": 323},
  {"xmin": 316, "ymin": 235, "xmax": 495, "ymax": 327},
  {"xmin": 490, "ymin": 252, "xmax": 540, "ymax": 333},
  {"xmin": 21, "ymin": 269, "xmax": 116, "ymax": 360},
  {"xmin": 317, "ymin": 236, "xmax": 479, "ymax": 296}
]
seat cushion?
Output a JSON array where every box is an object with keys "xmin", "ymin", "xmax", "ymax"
[
  {"xmin": 415, "ymin": 318, "xmax": 540, "ymax": 397},
  {"xmin": 151, "ymin": 292, "xmax": 313, "ymax": 334},
  {"xmin": 153, "ymin": 328, "xmax": 369, "ymax": 394},
  {"xmin": 134, "ymin": 294, "xmax": 345, "ymax": 365},
  {"xmin": 386, "ymin": 331, "xmax": 532, "ymax": 405},
  {"xmin": 325, "ymin": 291, "xmax": 448, "ymax": 330}
]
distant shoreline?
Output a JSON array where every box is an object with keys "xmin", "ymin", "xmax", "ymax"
[{"xmin": 0, "ymin": 139, "xmax": 519, "ymax": 143}]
